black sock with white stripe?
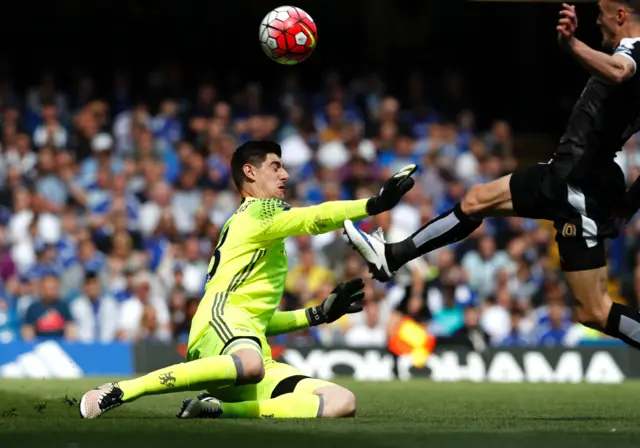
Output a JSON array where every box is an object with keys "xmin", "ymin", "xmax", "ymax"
[
  {"xmin": 604, "ymin": 302, "xmax": 640, "ymax": 350},
  {"xmin": 385, "ymin": 203, "xmax": 481, "ymax": 272}
]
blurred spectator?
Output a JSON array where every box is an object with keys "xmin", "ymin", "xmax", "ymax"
[
  {"xmin": 480, "ymin": 288, "xmax": 513, "ymax": 345},
  {"xmin": 428, "ymin": 284, "xmax": 464, "ymax": 337},
  {"xmin": 499, "ymin": 305, "xmax": 535, "ymax": 346},
  {"xmin": 117, "ymin": 271, "xmax": 171, "ymax": 342},
  {"xmin": 536, "ymin": 302, "xmax": 572, "ymax": 347},
  {"xmin": 69, "ymin": 271, "xmax": 120, "ymax": 343},
  {"xmin": 32, "ymin": 102, "xmax": 68, "ymax": 149},
  {"xmin": 344, "ymin": 299, "xmax": 386, "ymax": 347},
  {"xmin": 21, "ymin": 274, "xmax": 77, "ymax": 341},
  {"xmin": 461, "ymin": 235, "xmax": 512, "ymax": 299},
  {"xmin": 450, "ymin": 306, "xmax": 490, "ymax": 352},
  {"xmin": 285, "ymin": 247, "xmax": 335, "ymax": 305}
]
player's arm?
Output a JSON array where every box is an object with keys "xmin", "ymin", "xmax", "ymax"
[
  {"xmin": 265, "ymin": 310, "xmax": 310, "ymax": 336},
  {"xmin": 255, "ymin": 164, "xmax": 417, "ymax": 241},
  {"xmin": 256, "ymin": 198, "xmax": 368, "ymax": 241},
  {"xmin": 565, "ymin": 38, "xmax": 636, "ymax": 84},
  {"xmin": 265, "ymin": 279, "xmax": 365, "ymax": 336},
  {"xmin": 557, "ymin": 3, "xmax": 637, "ymax": 84}
]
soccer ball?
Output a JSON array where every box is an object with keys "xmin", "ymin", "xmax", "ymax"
[{"xmin": 259, "ymin": 6, "xmax": 318, "ymax": 65}]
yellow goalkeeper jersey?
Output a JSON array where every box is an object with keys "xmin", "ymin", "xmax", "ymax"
[{"xmin": 191, "ymin": 196, "xmax": 369, "ymax": 337}]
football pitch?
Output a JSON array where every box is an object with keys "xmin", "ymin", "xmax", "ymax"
[{"xmin": 1, "ymin": 378, "xmax": 639, "ymax": 448}]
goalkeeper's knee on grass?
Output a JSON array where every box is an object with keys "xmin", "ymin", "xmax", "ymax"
[{"xmin": 315, "ymin": 385, "xmax": 357, "ymax": 418}]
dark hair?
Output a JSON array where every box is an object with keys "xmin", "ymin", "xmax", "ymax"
[
  {"xmin": 230, "ymin": 140, "xmax": 282, "ymax": 191},
  {"xmin": 84, "ymin": 270, "xmax": 99, "ymax": 281}
]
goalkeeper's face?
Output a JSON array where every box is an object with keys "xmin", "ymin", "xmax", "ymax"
[{"xmin": 252, "ymin": 153, "xmax": 289, "ymax": 199}]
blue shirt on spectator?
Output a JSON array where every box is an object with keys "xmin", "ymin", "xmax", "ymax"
[
  {"xmin": 501, "ymin": 331, "xmax": 535, "ymax": 347},
  {"xmin": 151, "ymin": 115, "xmax": 182, "ymax": 149},
  {"xmin": 378, "ymin": 152, "xmax": 421, "ymax": 176},
  {"xmin": 22, "ymin": 263, "xmax": 63, "ymax": 284},
  {"xmin": 36, "ymin": 175, "xmax": 68, "ymax": 206},
  {"xmin": 537, "ymin": 326, "xmax": 569, "ymax": 347},
  {"xmin": 24, "ymin": 300, "xmax": 73, "ymax": 340}
]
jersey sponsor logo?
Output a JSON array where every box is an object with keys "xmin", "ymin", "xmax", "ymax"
[{"xmin": 561, "ymin": 223, "xmax": 577, "ymax": 238}]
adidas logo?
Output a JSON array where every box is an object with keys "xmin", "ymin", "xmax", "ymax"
[{"xmin": 0, "ymin": 340, "xmax": 84, "ymax": 378}]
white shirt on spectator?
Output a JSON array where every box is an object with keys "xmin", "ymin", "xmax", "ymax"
[
  {"xmin": 139, "ymin": 201, "xmax": 162, "ymax": 237},
  {"xmin": 480, "ymin": 305, "xmax": 511, "ymax": 345},
  {"xmin": 9, "ymin": 210, "xmax": 33, "ymax": 245},
  {"xmin": 171, "ymin": 190, "xmax": 202, "ymax": 235},
  {"xmin": 316, "ymin": 139, "xmax": 376, "ymax": 169},
  {"xmin": 455, "ymin": 151, "xmax": 480, "ymax": 185},
  {"xmin": 118, "ymin": 295, "xmax": 172, "ymax": 342},
  {"xmin": 391, "ymin": 202, "xmax": 421, "ymax": 237},
  {"xmin": 182, "ymin": 262, "xmax": 208, "ymax": 297},
  {"xmin": 280, "ymin": 133, "xmax": 312, "ymax": 176},
  {"xmin": 33, "ymin": 124, "xmax": 68, "ymax": 149},
  {"xmin": 3, "ymin": 150, "xmax": 37, "ymax": 176},
  {"xmin": 344, "ymin": 324, "xmax": 386, "ymax": 347},
  {"xmin": 70, "ymin": 294, "xmax": 120, "ymax": 343}
]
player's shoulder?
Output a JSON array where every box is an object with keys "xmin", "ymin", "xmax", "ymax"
[
  {"xmin": 233, "ymin": 197, "xmax": 292, "ymax": 221},
  {"xmin": 616, "ymin": 38, "xmax": 640, "ymax": 56}
]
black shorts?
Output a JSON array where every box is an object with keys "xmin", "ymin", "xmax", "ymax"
[{"xmin": 509, "ymin": 162, "xmax": 625, "ymax": 272}]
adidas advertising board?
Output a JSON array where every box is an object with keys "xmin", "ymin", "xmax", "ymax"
[{"xmin": 0, "ymin": 341, "xmax": 133, "ymax": 378}]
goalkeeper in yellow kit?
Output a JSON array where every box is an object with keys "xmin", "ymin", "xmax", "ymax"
[{"xmin": 79, "ymin": 140, "xmax": 417, "ymax": 419}]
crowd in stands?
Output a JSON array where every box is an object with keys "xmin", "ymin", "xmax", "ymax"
[{"xmin": 0, "ymin": 67, "xmax": 637, "ymax": 350}]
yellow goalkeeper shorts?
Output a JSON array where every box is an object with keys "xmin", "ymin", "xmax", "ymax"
[
  {"xmin": 187, "ymin": 305, "xmax": 333, "ymax": 402},
  {"xmin": 209, "ymin": 358, "xmax": 333, "ymax": 403},
  {"xmin": 187, "ymin": 303, "xmax": 271, "ymax": 361}
]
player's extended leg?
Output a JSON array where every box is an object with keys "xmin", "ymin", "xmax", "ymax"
[
  {"xmin": 562, "ymin": 245, "xmax": 640, "ymax": 350},
  {"xmin": 344, "ymin": 174, "xmax": 515, "ymax": 281},
  {"xmin": 80, "ymin": 329, "xmax": 266, "ymax": 419},
  {"xmin": 182, "ymin": 386, "xmax": 355, "ymax": 419},
  {"xmin": 178, "ymin": 361, "xmax": 356, "ymax": 419}
]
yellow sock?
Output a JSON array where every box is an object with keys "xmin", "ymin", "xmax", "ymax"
[
  {"xmin": 220, "ymin": 393, "xmax": 321, "ymax": 418},
  {"xmin": 118, "ymin": 355, "xmax": 238, "ymax": 402}
]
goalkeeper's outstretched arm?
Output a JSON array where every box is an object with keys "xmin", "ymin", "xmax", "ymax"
[
  {"xmin": 265, "ymin": 279, "xmax": 365, "ymax": 336},
  {"xmin": 257, "ymin": 198, "xmax": 370, "ymax": 242},
  {"xmin": 256, "ymin": 164, "xmax": 417, "ymax": 241}
]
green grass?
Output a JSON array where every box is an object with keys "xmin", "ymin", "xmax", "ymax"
[{"xmin": 0, "ymin": 378, "xmax": 639, "ymax": 448}]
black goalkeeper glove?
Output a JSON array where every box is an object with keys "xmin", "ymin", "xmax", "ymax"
[
  {"xmin": 366, "ymin": 164, "xmax": 418, "ymax": 216},
  {"xmin": 305, "ymin": 278, "xmax": 365, "ymax": 326}
]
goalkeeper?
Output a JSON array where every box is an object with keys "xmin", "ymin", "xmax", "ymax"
[{"xmin": 80, "ymin": 140, "xmax": 417, "ymax": 419}]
